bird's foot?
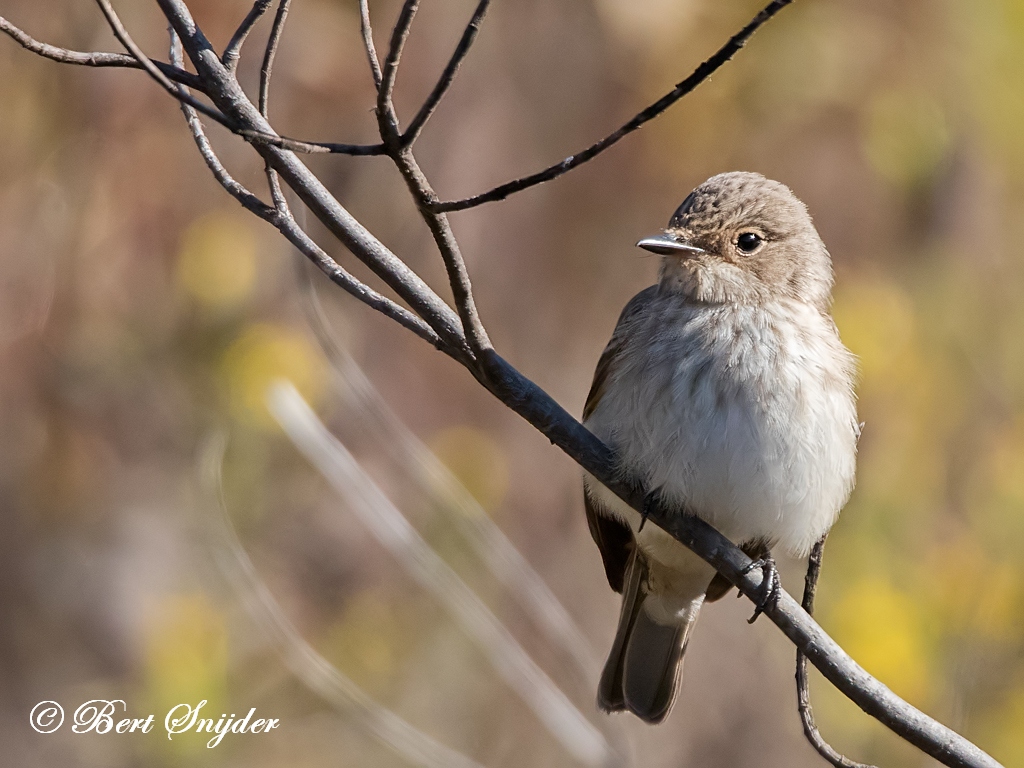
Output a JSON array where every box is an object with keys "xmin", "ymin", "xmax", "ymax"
[
  {"xmin": 638, "ymin": 490, "xmax": 660, "ymax": 533},
  {"xmin": 742, "ymin": 555, "xmax": 781, "ymax": 624}
]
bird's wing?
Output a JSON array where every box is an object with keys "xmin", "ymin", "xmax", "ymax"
[
  {"xmin": 583, "ymin": 285, "xmax": 658, "ymax": 420},
  {"xmin": 584, "ymin": 491, "xmax": 633, "ymax": 593},
  {"xmin": 583, "ymin": 286, "xmax": 658, "ymax": 593}
]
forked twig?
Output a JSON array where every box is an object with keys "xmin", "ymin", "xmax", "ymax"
[
  {"xmin": 95, "ymin": 0, "xmax": 384, "ymax": 155},
  {"xmin": 95, "ymin": 0, "xmax": 232, "ymax": 127},
  {"xmin": 222, "ymin": 0, "xmax": 273, "ymax": 72},
  {"xmin": 170, "ymin": 31, "xmax": 445, "ymax": 351},
  {"xmin": 797, "ymin": 538, "xmax": 877, "ymax": 768}
]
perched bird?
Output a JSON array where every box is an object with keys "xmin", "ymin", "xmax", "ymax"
[{"xmin": 582, "ymin": 171, "xmax": 858, "ymax": 724}]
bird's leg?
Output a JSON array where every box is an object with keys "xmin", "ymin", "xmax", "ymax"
[
  {"xmin": 742, "ymin": 554, "xmax": 781, "ymax": 624},
  {"xmin": 638, "ymin": 489, "xmax": 661, "ymax": 533}
]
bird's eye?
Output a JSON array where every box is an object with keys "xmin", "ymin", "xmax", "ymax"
[{"xmin": 736, "ymin": 232, "xmax": 763, "ymax": 253}]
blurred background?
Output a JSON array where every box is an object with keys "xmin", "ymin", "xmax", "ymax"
[{"xmin": 1, "ymin": 0, "xmax": 1023, "ymax": 765}]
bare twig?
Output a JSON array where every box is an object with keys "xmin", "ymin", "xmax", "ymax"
[
  {"xmin": 94, "ymin": 0, "xmax": 380, "ymax": 155},
  {"xmin": 401, "ymin": 0, "xmax": 491, "ymax": 147},
  {"xmin": 95, "ymin": 0, "xmax": 235, "ymax": 128},
  {"xmin": 171, "ymin": 32, "xmax": 446, "ymax": 352},
  {"xmin": 222, "ymin": 0, "xmax": 273, "ymax": 72},
  {"xmin": 0, "ymin": 15, "xmax": 202, "ymax": 89},
  {"xmin": 371, "ymin": 3, "xmax": 490, "ymax": 358},
  {"xmin": 797, "ymin": 538, "xmax": 877, "ymax": 768},
  {"xmin": 158, "ymin": 0, "xmax": 470, "ymax": 355},
  {"xmin": 358, "ymin": 0, "xmax": 383, "ymax": 90},
  {"xmin": 171, "ymin": 30, "xmax": 275, "ymax": 219},
  {"xmin": 247, "ymin": 0, "xmax": 385, "ymax": 154},
  {"xmin": 430, "ymin": 0, "xmax": 793, "ymax": 212},
  {"xmin": 258, "ymin": 0, "xmax": 290, "ymax": 118},
  {"xmin": 376, "ymin": 0, "xmax": 419, "ymax": 140},
  {"xmin": 391, "ymin": 150, "xmax": 492, "ymax": 359}
]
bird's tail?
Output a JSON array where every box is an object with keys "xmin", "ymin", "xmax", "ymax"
[{"xmin": 597, "ymin": 550, "xmax": 703, "ymax": 723}]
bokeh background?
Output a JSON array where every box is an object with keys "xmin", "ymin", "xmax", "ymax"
[{"xmin": 2, "ymin": 0, "xmax": 1023, "ymax": 765}]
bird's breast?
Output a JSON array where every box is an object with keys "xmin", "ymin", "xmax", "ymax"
[{"xmin": 585, "ymin": 298, "xmax": 858, "ymax": 557}]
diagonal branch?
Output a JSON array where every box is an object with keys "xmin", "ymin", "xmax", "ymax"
[
  {"xmin": 429, "ymin": 0, "xmax": 793, "ymax": 213},
  {"xmin": 797, "ymin": 538, "xmax": 877, "ymax": 768},
  {"xmin": 476, "ymin": 354, "xmax": 1002, "ymax": 768},
  {"xmin": 0, "ymin": 15, "xmax": 202, "ymax": 89},
  {"xmin": 401, "ymin": 0, "xmax": 491, "ymax": 147},
  {"xmin": 358, "ymin": 0, "xmax": 383, "ymax": 90},
  {"xmin": 222, "ymin": 0, "xmax": 274, "ymax": 72}
]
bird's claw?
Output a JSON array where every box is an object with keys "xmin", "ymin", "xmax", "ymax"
[
  {"xmin": 742, "ymin": 555, "xmax": 781, "ymax": 624},
  {"xmin": 638, "ymin": 490, "xmax": 659, "ymax": 533}
]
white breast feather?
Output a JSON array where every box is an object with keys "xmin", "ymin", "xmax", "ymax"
[{"xmin": 584, "ymin": 295, "xmax": 858, "ymax": 562}]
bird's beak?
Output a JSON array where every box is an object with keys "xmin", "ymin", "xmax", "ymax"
[{"xmin": 635, "ymin": 233, "xmax": 705, "ymax": 256}]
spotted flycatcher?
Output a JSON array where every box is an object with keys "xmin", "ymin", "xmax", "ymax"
[{"xmin": 582, "ymin": 171, "xmax": 858, "ymax": 723}]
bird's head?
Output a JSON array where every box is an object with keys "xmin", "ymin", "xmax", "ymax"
[{"xmin": 638, "ymin": 171, "xmax": 833, "ymax": 310}]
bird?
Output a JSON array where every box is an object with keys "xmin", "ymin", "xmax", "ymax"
[{"xmin": 582, "ymin": 171, "xmax": 859, "ymax": 724}]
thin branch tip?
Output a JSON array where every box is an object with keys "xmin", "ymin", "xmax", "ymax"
[{"xmin": 432, "ymin": 0, "xmax": 792, "ymax": 212}]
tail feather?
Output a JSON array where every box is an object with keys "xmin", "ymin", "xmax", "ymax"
[
  {"xmin": 598, "ymin": 551, "xmax": 702, "ymax": 724},
  {"xmin": 597, "ymin": 552, "xmax": 645, "ymax": 713}
]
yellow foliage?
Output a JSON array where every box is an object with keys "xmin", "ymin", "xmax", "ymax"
[
  {"xmin": 219, "ymin": 323, "xmax": 326, "ymax": 428},
  {"xmin": 829, "ymin": 577, "xmax": 932, "ymax": 706},
  {"xmin": 176, "ymin": 212, "xmax": 258, "ymax": 311}
]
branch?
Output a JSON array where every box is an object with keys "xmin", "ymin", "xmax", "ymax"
[
  {"xmin": 222, "ymin": 0, "xmax": 273, "ymax": 72},
  {"xmin": 476, "ymin": 354, "xmax": 1001, "ymax": 768},
  {"xmin": 258, "ymin": 0, "xmax": 290, "ymax": 118},
  {"xmin": 92, "ymin": 0, "xmax": 385, "ymax": 157},
  {"xmin": 376, "ymin": 0, "xmax": 419, "ymax": 140},
  {"xmin": 797, "ymin": 539, "xmax": 877, "ymax": 768},
  {"xmin": 0, "ymin": 14, "xmax": 202, "ymax": 89},
  {"xmin": 157, "ymin": 0, "xmax": 471, "ymax": 359},
  {"xmin": 372, "ymin": 5, "xmax": 491, "ymax": 359},
  {"xmin": 393, "ymin": 149, "xmax": 492, "ymax": 360},
  {"xmin": 0, "ymin": 11, "xmax": 384, "ymax": 156},
  {"xmin": 358, "ymin": 0, "xmax": 383, "ymax": 90},
  {"xmin": 429, "ymin": 0, "xmax": 792, "ymax": 213},
  {"xmin": 95, "ymin": 0, "xmax": 237, "ymax": 129},
  {"xmin": 170, "ymin": 33, "xmax": 447, "ymax": 353},
  {"xmin": 401, "ymin": 0, "xmax": 491, "ymax": 147}
]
